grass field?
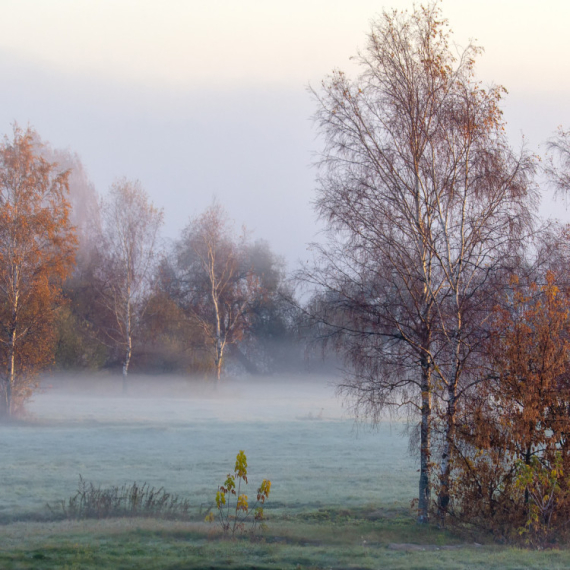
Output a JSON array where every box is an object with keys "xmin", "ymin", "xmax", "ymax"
[{"xmin": 1, "ymin": 373, "xmax": 569, "ymax": 568}]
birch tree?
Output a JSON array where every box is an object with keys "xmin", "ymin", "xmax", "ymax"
[
  {"xmin": 308, "ymin": 2, "xmax": 534, "ymax": 523},
  {"xmin": 175, "ymin": 203, "xmax": 261, "ymax": 382},
  {"xmin": 98, "ymin": 179, "xmax": 163, "ymax": 393},
  {"xmin": 0, "ymin": 125, "xmax": 76, "ymax": 416}
]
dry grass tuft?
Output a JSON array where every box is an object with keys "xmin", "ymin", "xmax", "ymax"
[{"xmin": 49, "ymin": 476, "xmax": 192, "ymax": 520}]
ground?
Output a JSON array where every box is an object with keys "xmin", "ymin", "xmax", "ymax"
[{"xmin": 0, "ymin": 373, "xmax": 567, "ymax": 568}]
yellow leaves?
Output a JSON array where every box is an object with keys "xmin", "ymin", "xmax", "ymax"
[
  {"xmin": 235, "ymin": 450, "xmax": 248, "ymax": 481},
  {"xmin": 236, "ymin": 494, "xmax": 248, "ymax": 512},
  {"xmin": 224, "ymin": 475, "xmax": 236, "ymax": 494},
  {"xmin": 215, "ymin": 490, "xmax": 226, "ymax": 508},
  {"xmin": 204, "ymin": 511, "xmax": 215, "ymax": 523},
  {"xmin": 213, "ymin": 451, "xmax": 271, "ymax": 537},
  {"xmin": 257, "ymin": 479, "xmax": 271, "ymax": 503}
]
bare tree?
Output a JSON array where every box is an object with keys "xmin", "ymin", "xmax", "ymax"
[
  {"xmin": 32, "ymin": 134, "xmax": 101, "ymax": 248},
  {"xmin": 98, "ymin": 178, "xmax": 163, "ymax": 393},
  {"xmin": 174, "ymin": 203, "xmax": 262, "ymax": 382},
  {"xmin": 307, "ymin": 3, "xmax": 535, "ymax": 523},
  {"xmin": 546, "ymin": 128, "xmax": 570, "ymax": 197}
]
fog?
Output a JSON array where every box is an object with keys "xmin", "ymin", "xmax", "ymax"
[
  {"xmin": 34, "ymin": 373, "xmax": 346, "ymax": 422},
  {"xmin": 0, "ymin": 373, "xmax": 415, "ymax": 521},
  {"xmin": 0, "ymin": 2, "xmax": 569, "ymax": 269}
]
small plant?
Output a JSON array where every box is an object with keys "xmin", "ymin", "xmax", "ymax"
[
  {"xmin": 50, "ymin": 476, "xmax": 192, "ymax": 520},
  {"xmin": 206, "ymin": 450, "xmax": 271, "ymax": 537},
  {"xmin": 515, "ymin": 454, "xmax": 566, "ymax": 548}
]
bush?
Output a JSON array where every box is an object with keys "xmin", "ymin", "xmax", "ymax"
[
  {"xmin": 51, "ymin": 476, "xmax": 192, "ymax": 520},
  {"xmin": 206, "ymin": 450, "xmax": 271, "ymax": 537}
]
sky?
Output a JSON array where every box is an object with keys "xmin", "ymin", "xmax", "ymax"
[{"xmin": 0, "ymin": 0, "xmax": 568, "ymax": 267}]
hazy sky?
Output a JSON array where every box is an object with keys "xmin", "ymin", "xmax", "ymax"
[{"xmin": 0, "ymin": 0, "xmax": 568, "ymax": 266}]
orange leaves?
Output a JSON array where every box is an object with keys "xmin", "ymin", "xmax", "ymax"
[
  {"xmin": 0, "ymin": 125, "xmax": 77, "ymax": 416},
  {"xmin": 452, "ymin": 271, "xmax": 570, "ymax": 544},
  {"xmin": 490, "ymin": 272, "xmax": 570, "ymax": 426}
]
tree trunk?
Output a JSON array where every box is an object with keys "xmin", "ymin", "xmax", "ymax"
[
  {"xmin": 524, "ymin": 444, "xmax": 532, "ymax": 505},
  {"xmin": 215, "ymin": 340, "xmax": 223, "ymax": 383},
  {"xmin": 438, "ymin": 310, "xmax": 461, "ymax": 525},
  {"xmin": 0, "ymin": 382, "xmax": 7, "ymax": 418},
  {"xmin": 7, "ymin": 291, "xmax": 18, "ymax": 417},
  {"xmin": 212, "ymin": 284, "xmax": 223, "ymax": 385},
  {"xmin": 122, "ymin": 339, "xmax": 131, "ymax": 395},
  {"xmin": 438, "ymin": 389, "xmax": 457, "ymax": 525},
  {"xmin": 7, "ymin": 333, "xmax": 15, "ymax": 416},
  {"xmin": 418, "ymin": 361, "xmax": 432, "ymax": 524},
  {"xmin": 415, "ymin": 170, "xmax": 433, "ymax": 524},
  {"xmin": 122, "ymin": 290, "xmax": 131, "ymax": 395}
]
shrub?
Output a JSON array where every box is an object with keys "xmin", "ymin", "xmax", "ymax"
[
  {"xmin": 51, "ymin": 476, "xmax": 192, "ymax": 520},
  {"xmin": 206, "ymin": 450, "xmax": 271, "ymax": 537}
]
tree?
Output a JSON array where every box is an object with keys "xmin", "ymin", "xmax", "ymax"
[
  {"xmin": 32, "ymin": 140, "xmax": 107, "ymax": 372},
  {"xmin": 32, "ymin": 134, "xmax": 101, "ymax": 248},
  {"xmin": 136, "ymin": 285, "xmax": 213, "ymax": 374},
  {"xmin": 307, "ymin": 2, "xmax": 534, "ymax": 523},
  {"xmin": 235, "ymin": 239, "xmax": 301, "ymax": 374},
  {"xmin": 0, "ymin": 125, "xmax": 77, "ymax": 416},
  {"xmin": 546, "ymin": 127, "xmax": 570, "ymax": 197},
  {"xmin": 174, "ymin": 203, "xmax": 262, "ymax": 381},
  {"xmin": 54, "ymin": 244, "xmax": 109, "ymax": 371},
  {"xmin": 452, "ymin": 272, "xmax": 570, "ymax": 545},
  {"xmin": 97, "ymin": 178, "xmax": 163, "ymax": 392}
]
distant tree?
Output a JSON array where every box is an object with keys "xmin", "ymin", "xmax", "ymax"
[
  {"xmin": 0, "ymin": 125, "xmax": 77, "ymax": 416},
  {"xmin": 236, "ymin": 240, "xmax": 301, "ymax": 374},
  {"xmin": 54, "ymin": 245, "xmax": 109, "ymax": 371},
  {"xmin": 174, "ymin": 203, "xmax": 263, "ymax": 381},
  {"xmin": 136, "ymin": 275, "xmax": 213, "ymax": 374},
  {"xmin": 306, "ymin": 2, "xmax": 535, "ymax": 523},
  {"xmin": 97, "ymin": 179, "xmax": 163, "ymax": 392},
  {"xmin": 32, "ymin": 135, "xmax": 100, "ymax": 248},
  {"xmin": 31, "ymin": 140, "xmax": 107, "ymax": 371}
]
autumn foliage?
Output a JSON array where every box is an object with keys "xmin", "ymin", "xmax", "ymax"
[
  {"xmin": 0, "ymin": 126, "xmax": 76, "ymax": 416},
  {"xmin": 451, "ymin": 272, "xmax": 570, "ymax": 545}
]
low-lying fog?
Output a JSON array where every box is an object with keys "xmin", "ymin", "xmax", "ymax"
[
  {"xmin": 33, "ymin": 373, "xmax": 346, "ymax": 423},
  {"xmin": 0, "ymin": 374, "xmax": 416, "ymax": 519}
]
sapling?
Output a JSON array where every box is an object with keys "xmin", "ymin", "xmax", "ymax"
[
  {"xmin": 515, "ymin": 454, "xmax": 565, "ymax": 548},
  {"xmin": 206, "ymin": 450, "xmax": 271, "ymax": 537}
]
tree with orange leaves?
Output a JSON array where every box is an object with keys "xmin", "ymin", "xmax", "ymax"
[
  {"xmin": 452, "ymin": 272, "xmax": 570, "ymax": 545},
  {"xmin": 0, "ymin": 126, "xmax": 77, "ymax": 417}
]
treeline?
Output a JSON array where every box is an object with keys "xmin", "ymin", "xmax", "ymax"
[
  {"xmin": 0, "ymin": 126, "xmax": 307, "ymax": 417},
  {"xmin": 302, "ymin": 2, "xmax": 570, "ymax": 546}
]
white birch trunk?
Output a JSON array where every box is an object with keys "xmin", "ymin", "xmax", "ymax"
[{"xmin": 122, "ymin": 284, "xmax": 132, "ymax": 395}]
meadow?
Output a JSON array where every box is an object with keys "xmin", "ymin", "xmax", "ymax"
[{"xmin": 1, "ymin": 374, "xmax": 570, "ymax": 569}]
